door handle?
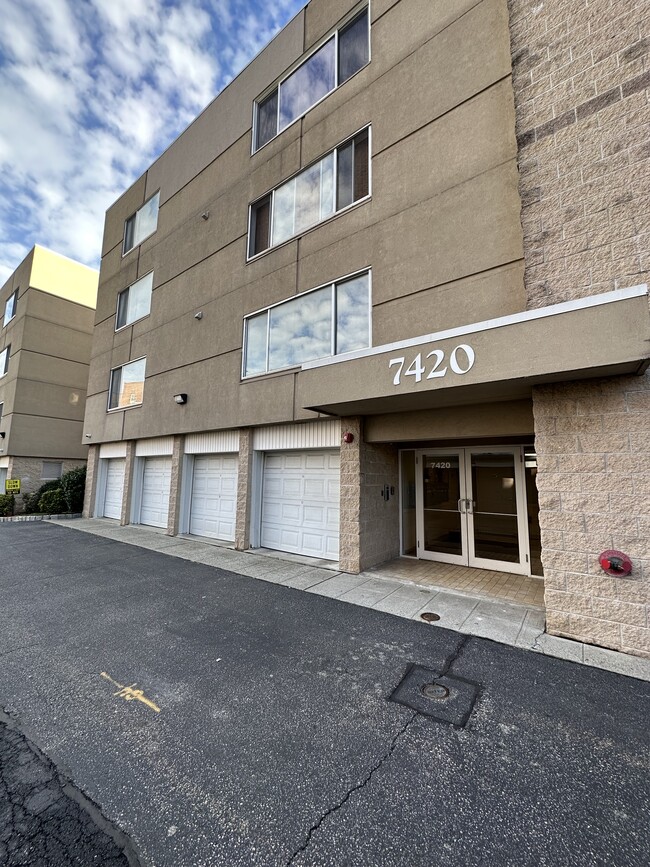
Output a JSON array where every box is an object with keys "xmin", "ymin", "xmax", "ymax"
[
  {"xmin": 467, "ymin": 500, "xmax": 475, "ymax": 514},
  {"xmin": 458, "ymin": 498, "xmax": 466, "ymax": 513}
]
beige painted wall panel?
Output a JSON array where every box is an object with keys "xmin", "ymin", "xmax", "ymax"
[
  {"xmin": 370, "ymin": 161, "xmax": 524, "ymax": 305},
  {"xmin": 369, "ymin": 1, "xmax": 512, "ymax": 155},
  {"xmin": 25, "ymin": 290, "xmax": 95, "ymax": 333},
  {"xmin": 90, "ymin": 318, "xmax": 132, "ymax": 360},
  {"xmin": 372, "ymin": 261, "xmax": 526, "ymax": 345},
  {"xmin": 83, "ymin": 393, "xmax": 124, "ymax": 441},
  {"xmin": 1, "ymin": 316, "xmax": 25, "ymax": 363},
  {"xmin": 0, "ymin": 378, "xmax": 18, "ymax": 421},
  {"xmin": 20, "ymin": 318, "xmax": 93, "ymax": 364},
  {"xmin": 87, "ymin": 347, "xmax": 123, "ymax": 396},
  {"xmin": 372, "ymin": 80, "xmax": 517, "ymax": 223},
  {"xmin": 374, "ymin": 0, "xmax": 507, "ymax": 79},
  {"xmin": 9, "ymin": 414, "xmax": 88, "ymax": 459},
  {"xmin": 17, "ymin": 352, "xmax": 90, "ymax": 390},
  {"xmin": 304, "ymin": 0, "xmax": 362, "ymax": 49},
  {"xmin": 13, "ymin": 381, "xmax": 87, "ymax": 422},
  {"xmin": 101, "ymin": 175, "xmax": 148, "ymax": 258},
  {"xmin": 365, "ymin": 400, "xmax": 535, "ymax": 442},
  {"xmin": 144, "ymin": 12, "xmax": 305, "ymax": 205},
  {"xmin": 95, "ymin": 249, "xmax": 140, "ymax": 321}
]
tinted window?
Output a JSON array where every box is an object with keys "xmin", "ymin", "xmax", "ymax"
[
  {"xmin": 279, "ymin": 37, "xmax": 335, "ymax": 130},
  {"xmin": 338, "ymin": 10, "xmax": 369, "ymax": 84}
]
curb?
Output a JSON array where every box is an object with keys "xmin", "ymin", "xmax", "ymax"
[{"xmin": 0, "ymin": 513, "xmax": 82, "ymax": 523}]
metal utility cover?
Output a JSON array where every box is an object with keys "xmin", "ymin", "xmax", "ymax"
[{"xmin": 389, "ymin": 663, "xmax": 479, "ymax": 727}]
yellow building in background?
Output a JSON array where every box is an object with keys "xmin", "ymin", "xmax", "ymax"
[{"xmin": 0, "ymin": 245, "xmax": 98, "ymax": 502}]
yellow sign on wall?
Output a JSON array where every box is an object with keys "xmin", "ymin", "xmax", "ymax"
[{"xmin": 5, "ymin": 479, "xmax": 20, "ymax": 493}]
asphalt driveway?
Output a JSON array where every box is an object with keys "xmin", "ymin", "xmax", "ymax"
[{"xmin": 0, "ymin": 522, "xmax": 648, "ymax": 866}]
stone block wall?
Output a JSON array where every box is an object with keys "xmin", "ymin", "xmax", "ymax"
[
  {"xmin": 508, "ymin": 0, "xmax": 650, "ymax": 308},
  {"xmin": 8, "ymin": 456, "xmax": 87, "ymax": 512},
  {"xmin": 339, "ymin": 418, "xmax": 399, "ymax": 573},
  {"xmin": 534, "ymin": 376, "xmax": 650, "ymax": 656},
  {"xmin": 508, "ymin": 0, "xmax": 650, "ymax": 655},
  {"xmin": 82, "ymin": 446, "xmax": 99, "ymax": 518},
  {"xmin": 235, "ymin": 429, "xmax": 252, "ymax": 552}
]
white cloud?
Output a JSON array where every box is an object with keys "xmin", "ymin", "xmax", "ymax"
[{"xmin": 0, "ymin": 0, "xmax": 306, "ymax": 284}]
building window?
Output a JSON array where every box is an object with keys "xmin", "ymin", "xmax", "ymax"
[
  {"xmin": 116, "ymin": 272, "xmax": 153, "ymax": 330},
  {"xmin": 123, "ymin": 192, "xmax": 160, "ymax": 255},
  {"xmin": 253, "ymin": 8, "xmax": 369, "ymax": 152},
  {"xmin": 248, "ymin": 127, "xmax": 370, "ymax": 258},
  {"xmin": 42, "ymin": 461, "xmax": 63, "ymax": 480},
  {"xmin": 3, "ymin": 290, "xmax": 18, "ymax": 326},
  {"xmin": 108, "ymin": 357, "xmax": 146, "ymax": 410},
  {"xmin": 243, "ymin": 271, "xmax": 370, "ymax": 377},
  {"xmin": 0, "ymin": 345, "xmax": 10, "ymax": 377}
]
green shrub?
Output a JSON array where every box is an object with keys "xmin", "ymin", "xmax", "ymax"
[
  {"xmin": 0, "ymin": 494, "xmax": 15, "ymax": 517},
  {"xmin": 22, "ymin": 479, "xmax": 61, "ymax": 514},
  {"xmin": 60, "ymin": 465, "xmax": 86, "ymax": 513},
  {"xmin": 38, "ymin": 488, "xmax": 67, "ymax": 515}
]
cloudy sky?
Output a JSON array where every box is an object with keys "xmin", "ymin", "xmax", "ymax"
[{"xmin": 0, "ymin": 0, "xmax": 305, "ymax": 284}]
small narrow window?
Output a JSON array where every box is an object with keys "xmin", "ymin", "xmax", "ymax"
[
  {"xmin": 249, "ymin": 195, "xmax": 271, "ymax": 257},
  {"xmin": 116, "ymin": 273, "xmax": 153, "ymax": 330},
  {"xmin": 0, "ymin": 345, "xmax": 9, "ymax": 376},
  {"xmin": 255, "ymin": 90, "xmax": 278, "ymax": 151},
  {"xmin": 108, "ymin": 358, "xmax": 146, "ymax": 410},
  {"xmin": 338, "ymin": 10, "xmax": 369, "ymax": 84},
  {"xmin": 123, "ymin": 192, "xmax": 160, "ymax": 255},
  {"xmin": 41, "ymin": 461, "xmax": 63, "ymax": 480},
  {"xmin": 3, "ymin": 290, "xmax": 18, "ymax": 326}
]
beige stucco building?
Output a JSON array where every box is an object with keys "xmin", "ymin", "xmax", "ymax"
[
  {"xmin": 0, "ymin": 245, "xmax": 99, "ymax": 500},
  {"xmin": 82, "ymin": 0, "xmax": 650, "ymax": 657}
]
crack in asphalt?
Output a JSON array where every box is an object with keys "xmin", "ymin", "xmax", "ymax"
[
  {"xmin": 0, "ymin": 710, "xmax": 142, "ymax": 867},
  {"xmin": 286, "ymin": 711, "xmax": 418, "ymax": 865},
  {"xmin": 439, "ymin": 633, "xmax": 471, "ymax": 678}
]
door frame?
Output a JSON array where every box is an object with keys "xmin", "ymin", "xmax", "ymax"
[{"xmin": 414, "ymin": 446, "xmax": 531, "ymax": 575}]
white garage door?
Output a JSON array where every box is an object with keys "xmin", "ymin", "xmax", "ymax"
[
  {"xmin": 140, "ymin": 457, "xmax": 171, "ymax": 528},
  {"xmin": 261, "ymin": 450, "xmax": 340, "ymax": 560},
  {"xmin": 103, "ymin": 459, "xmax": 125, "ymax": 519},
  {"xmin": 189, "ymin": 455, "xmax": 238, "ymax": 541}
]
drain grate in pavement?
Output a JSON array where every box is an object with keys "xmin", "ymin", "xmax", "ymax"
[{"xmin": 389, "ymin": 663, "xmax": 479, "ymax": 727}]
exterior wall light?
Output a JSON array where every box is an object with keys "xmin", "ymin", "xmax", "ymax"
[
  {"xmin": 174, "ymin": 393, "xmax": 188, "ymax": 405},
  {"xmin": 342, "ymin": 432, "xmax": 354, "ymax": 444}
]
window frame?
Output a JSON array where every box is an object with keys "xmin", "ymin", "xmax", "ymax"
[
  {"xmin": 241, "ymin": 268, "xmax": 372, "ymax": 379},
  {"xmin": 41, "ymin": 460, "xmax": 63, "ymax": 481},
  {"xmin": 0, "ymin": 345, "xmax": 10, "ymax": 377},
  {"xmin": 115, "ymin": 271, "xmax": 154, "ymax": 332},
  {"xmin": 252, "ymin": 6, "xmax": 370, "ymax": 153},
  {"xmin": 3, "ymin": 290, "xmax": 18, "ymax": 327},
  {"xmin": 107, "ymin": 356, "xmax": 147, "ymax": 412},
  {"xmin": 247, "ymin": 125, "xmax": 372, "ymax": 260},
  {"xmin": 122, "ymin": 191, "xmax": 160, "ymax": 256}
]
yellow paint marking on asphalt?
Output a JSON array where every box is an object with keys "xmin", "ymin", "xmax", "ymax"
[{"xmin": 100, "ymin": 672, "xmax": 161, "ymax": 713}]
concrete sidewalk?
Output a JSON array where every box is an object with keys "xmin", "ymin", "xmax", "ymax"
[{"xmin": 53, "ymin": 517, "xmax": 650, "ymax": 682}]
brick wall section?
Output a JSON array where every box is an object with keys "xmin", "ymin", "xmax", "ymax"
[
  {"xmin": 82, "ymin": 446, "xmax": 99, "ymax": 518},
  {"xmin": 235, "ymin": 429, "xmax": 252, "ymax": 552},
  {"xmin": 508, "ymin": 0, "xmax": 650, "ymax": 308},
  {"xmin": 509, "ymin": 0, "xmax": 650, "ymax": 655},
  {"xmin": 339, "ymin": 418, "xmax": 400, "ymax": 573}
]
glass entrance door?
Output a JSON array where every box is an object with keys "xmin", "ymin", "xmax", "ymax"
[{"xmin": 415, "ymin": 447, "xmax": 530, "ymax": 575}]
